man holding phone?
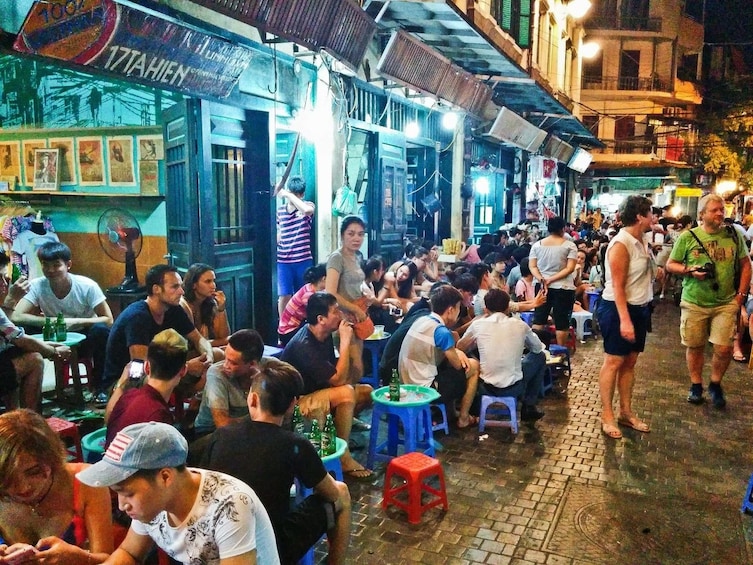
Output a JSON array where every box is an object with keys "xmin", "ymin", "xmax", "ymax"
[{"xmin": 103, "ymin": 328, "xmax": 189, "ymax": 448}]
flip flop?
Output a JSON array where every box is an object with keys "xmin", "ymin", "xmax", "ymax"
[
  {"xmin": 342, "ymin": 466, "xmax": 373, "ymax": 481},
  {"xmin": 733, "ymin": 352, "xmax": 748, "ymax": 363},
  {"xmin": 457, "ymin": 415, "xmax": 479, "ymax": 429},
  {"xmin": 617, "ymin": 415, "xmax": 650, "ymax": 433},
  {"xmin": 601, "ymin": 422, "xmax": 622, "ymax": 439}
]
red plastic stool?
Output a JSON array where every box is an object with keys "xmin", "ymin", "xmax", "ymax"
[
  {"xmin": 62, "ymin": 357, "xmax": 94, "ymax": 388},
  {"xmin": 46, "ymin": 417, "xmax": 83, "ymax": 462},
  {"xmin": 382, "ymin": 452, "xmax": 448, "ymax": 524}
]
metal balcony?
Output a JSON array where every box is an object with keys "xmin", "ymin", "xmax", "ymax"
[{"xmin": 582, "ymin": 75, "xmax": 671, "ymax": 92}]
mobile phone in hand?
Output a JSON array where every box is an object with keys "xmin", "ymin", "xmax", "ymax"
[{"xmin": 129, "ymin": 359, "xmax": 145, "ymax": 381}]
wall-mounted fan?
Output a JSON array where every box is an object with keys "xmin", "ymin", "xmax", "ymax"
[{"xmin": 97, "ymin": 208, "xmax": 143, "ymax": 291}]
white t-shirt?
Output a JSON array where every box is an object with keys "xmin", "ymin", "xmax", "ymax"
[
  {"xmin": 131, "ymin": 469, "xmax": 280, "ymax": 565},
  {"xmin": 461, "ymin": 312, "xmax": 544, "ymax": 389},
  {"xmin": 23, "ymin": 274, "xmax": 106, "ymax": 318},
  {"xmin": 11, "ymin": 231, "xmax": 60, "ymax": 280}
]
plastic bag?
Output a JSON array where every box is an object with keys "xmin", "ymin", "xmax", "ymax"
[{"xmin": 332, "ymin": 185, "xmax": 357, "ymax": 217}]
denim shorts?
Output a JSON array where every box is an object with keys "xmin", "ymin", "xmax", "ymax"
[{"xmin": 597, "ymin": 299, "xmax": 650, "ymax": 356}]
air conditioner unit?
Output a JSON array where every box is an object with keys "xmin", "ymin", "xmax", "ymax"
[
  {"xmin": 484, "ymin": 107, "xmax": 547, "ymax": 152},
  {"xmin": 541, "ymin": 135, "xmax": 574, "ymax": 163}
]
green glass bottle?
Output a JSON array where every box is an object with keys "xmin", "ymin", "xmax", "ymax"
[
  {"xmin": 42, "ymin": 317, "xmax": 54, "ymax": 341},
  {"xmin": 321, "ymin": 413, "xmax": 337, "ymax": 456},
  {"xmin": 10, "ymin": 264, "xmax": 21, "ymax": 283},
  {"xmin": 308, "ymin": 418, "xmax": 322, "ymax": 457},
  {"xmin": 389, "ymin": 368, "xmax": 401, "ymax": 402},
  {"xmin": 291, "ymin": 404, "xmax": 306, "ymax": 436},
  {"xmin": 55, "ymin": 312, "xmax": 67, "ymax": 342}
]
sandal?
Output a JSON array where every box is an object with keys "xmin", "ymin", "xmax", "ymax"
[
  {"xmin": 342, "ymin": 466, "xmax": 373, "ymax": 481},
  {"xmin": 601, "ymin": 422, "xmax": 622, "ymax": 439},
  {"xmin": 617, "ymin": 414, "xmax": 650, "ymax": 433},
  {"xmin": 457, "ymin": 415, "xmax": 479, "ymax": 429},
  {"xmin": 733, "ymin": 351, "xmax": 748, "ymax": 363}
]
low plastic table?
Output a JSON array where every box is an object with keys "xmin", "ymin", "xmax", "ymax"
[
  {"xmin": 362, "ymin": 332, "xmax": 391, "ymax": 387},
  {"xmin": 367, "ymin": 384, "xmax": 440, "ymax": 468},
  {"xmin": 31, "ymin": 332, "xmax": 87, "ymax": 408}
]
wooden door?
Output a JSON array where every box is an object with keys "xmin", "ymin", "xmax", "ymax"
[{"xmin": 163, "ymin": 99, "xmax": 275, "ymax": 340}]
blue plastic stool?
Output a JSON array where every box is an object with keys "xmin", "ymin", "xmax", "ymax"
[
  {"xmin": 478, "ymin": 395, "xmax": 518, "ymax": 434},
  {"xmin": 571, "ymin": 310, "xmax": 594, "ymax": 341},
  {"xmin": 367, "ymin": 402, "xmax": 435, "ymax": 468},
  {"xmin": 741, "ymin": 473, "xmax": 753, "ymax": 514},
  {"xmin": 548, "ymin": 344, "xmax": 571, "ymax": 376},
  {"xmin": 430, "ymin": 403, "xmax": 449, "ymax": 435},
  {"xmin": 519, "ymin": 311, "xmax": 534, "ymax": 326}
]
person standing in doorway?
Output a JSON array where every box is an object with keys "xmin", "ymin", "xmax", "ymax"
[
  {"xmin": 666, "ymin": 194, "xmax": 751, "ymax": 409},
  {"xmin": 277, "ymin": 176, "xmax": 315, "ymax": 317}
]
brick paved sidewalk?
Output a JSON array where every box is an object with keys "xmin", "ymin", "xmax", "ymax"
[{"xmin": 341, "ymin": 300, "xmax": 753, "ymax": 564}]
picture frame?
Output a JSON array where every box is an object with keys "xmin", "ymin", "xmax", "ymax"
[
  {"xmin": 77, "ymin": 136, "xmax": 104, "ymax": 185},
  {"xmin": 137, "ymin": 135, "xmax": 164, "ymax": 161},
  {"xmin": 48, "ymin": 137, "xmax": 76, "ymax": 185},
  {"xmin": 0, "ymin": 141, "xmax": 21, "ymax": 183},
  {"xmin": 106, "ymin": 135, "xmax": 135, "ymax": 186},
  {"xmin": 32, "ymin": 148, "xmax": 60, "ymax": 191},
  {"xmin": 0, "ymin": 175, "xmax": 17, "ymax": 191},
  {"xmin": 22, "ymin": 140, "xmax": 46, "ymax": 185},
  {"xmin": 137, "ymin": 135, "xmax": 163, "ymax": 196}
]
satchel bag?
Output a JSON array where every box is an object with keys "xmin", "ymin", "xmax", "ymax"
[{"xmin": 351, "ymin": 296, "xmax": 375, "ymax": 340}]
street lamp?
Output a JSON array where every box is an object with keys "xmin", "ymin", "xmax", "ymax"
[
  {"xmin": 582, "ymin": 41, "xmax": 601, "ymax": 59},
  {"xmin": 567, "ymin": 0, "xmax": 592, "ymax": 19}
]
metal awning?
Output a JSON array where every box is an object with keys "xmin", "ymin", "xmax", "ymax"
[
  {"xmin": 363, "ymin": 0, "xmax": 602, "ymax": 147},
  {"xmin": 585, "ymin": 161, "xmax": 694, "ymax": 191}
]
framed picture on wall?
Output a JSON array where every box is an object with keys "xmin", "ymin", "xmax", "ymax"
[
  {"xmin": 22, "ymin": 140, "xmax": 46, "ymax": 185},
  {"xmin": 48, "ymin": 137, "xmax": 76, "ymax": 185},
  {"xmin": 106, "ymin": 136, "xmax": 135, "ymax": 186},
  {"xmin": 77, "ymin": 136, "xmax": 104, "ymax": 185},
  {"xmin": 0, "ymin": 141, "xmax": 21, "ymax": 183},
  {"xmin": 32, "ymin": 148, "xmax": 60, "ymax": 191}
]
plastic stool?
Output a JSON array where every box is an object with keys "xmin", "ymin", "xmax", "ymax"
[
  {"xmin": 519, "ymin": 312, "xmax": 534, "ymax": 326},
  {"xmin": 478, "ymin": 395, "xmax": 518, "ymax": 434},
  {"xmin": 430, "ymin": 403, "xmax": 449, "ymax": 435},
  {"xmin": 548, "ymin": 344, "xmax": 571, "ymax": 376},
  {"xmin": 62, "ymin": 356, "xmax": 94, "ymax": 388},
  {"xmin": 81, "ymin": 427, "xmax": 107, "ymax": 463},
  {"xmin": 571, "ymin": 311, "xmax": 594, "ymax": 341},
  {"xmin": 382, "ymin": 452, "xmax": 448, "ymax": 524},
  {"xmin": 367, "ymin": 401, "xmax": 435, "ymax": 468},
  {"xmin": 742, "ymin": 473, "xmax": 753, "ymax": 514},
  {"xmin": 362, "ymin": 336, "xmax": 389, "ymax": 387},
  {"xmin": 46, "ymin": 417, "xmax": 83, "ymax": 462}
]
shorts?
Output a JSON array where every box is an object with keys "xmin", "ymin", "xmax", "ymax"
[
  {"xmin": 277, "ymin": 260, "xmax": 314, "ymax": 296},
  {"xmin": 532, "ymin": 288, "xmax": 576, "ymax": 330},
  {"xmin": 0, "ymin": 347, "xmax": 25, "ymax": 396},
  {"xmin": 680, "ymin": 300, "xmax": 739, "ymax": 348},
  {"xmin": 596, "ymin": 299, "xmax": 650, "ymax": 356},
  {"xmin": 434, "ymin": 361, "xmax": 468, "ymax": 402},
  {"xmin": 277, "ymin": 493, "xmax": 335, "ymax": 564}
]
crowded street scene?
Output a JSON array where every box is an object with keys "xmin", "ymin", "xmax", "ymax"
[{"xmin": 1, "ymin": 0, "xmax": 753, "ymax": 563}]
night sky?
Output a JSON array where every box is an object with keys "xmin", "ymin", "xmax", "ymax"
[{"xmin": 705, "ymin": 0, "xmax": 753, "ymax": 67}]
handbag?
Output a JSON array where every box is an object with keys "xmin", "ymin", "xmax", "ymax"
[{"xmin": 351, "ymin": 296, "xmax": 375, "ymax": 340}]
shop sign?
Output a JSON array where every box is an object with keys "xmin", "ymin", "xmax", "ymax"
[
  {"xmin": 675, "ymin": 187, "xmax": 703, "ymax": 197},
  {"xmin": 14, "ymin": 0, "xmax": 253, "ymax": 98}
]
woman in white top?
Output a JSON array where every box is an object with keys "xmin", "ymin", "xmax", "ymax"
[
  {"xmin": 596, "ymin": 196, "xmax": 654, "ymax": 439},
  {"xmin": 528, "ymin": 216, "xmax": 578, "ymax": 347}
]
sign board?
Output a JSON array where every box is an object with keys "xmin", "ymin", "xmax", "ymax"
[
  {"xmin": 675, "ymin": 188, "xmax": 703, "ymax": 198},
  {"xmin": 14, "ymin": 0, "xmax": 253, "ymax": 98}
]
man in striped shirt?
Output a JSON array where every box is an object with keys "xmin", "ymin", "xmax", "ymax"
[{"xmin": 277, "ymin": 176, "xmax": 315, "ymax": 316}]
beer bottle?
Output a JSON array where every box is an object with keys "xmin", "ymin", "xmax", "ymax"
[
  {"xmin": 322, "ymin": 413, "xmax": 337, "ymax": 456},
  {"xmin": 11, "ymin": 264, "xmax": 21, "ymax": 283},
  {"xmin": 55, "ymin": 312, "xmax": 67, "ymax": 342},
  {"xmin": 291, "ymin": 404, "xmax": 306, "ymax": 436},
  {"xmin": 389, "ymin": 368, "xmax": 401, "ymax": 401},
  {"xmin": 42, "ymin": 317, "xmax": 54, "ymax": 341},
  {"xmin": 308, "ymin": 418, "xmax": 322, "ymax": 456}
]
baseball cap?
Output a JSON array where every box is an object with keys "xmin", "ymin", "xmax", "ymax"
[{"xmin": 77, "ymin": 422, "xmax": 188, "ymax": 487}]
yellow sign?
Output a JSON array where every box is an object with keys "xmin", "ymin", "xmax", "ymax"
[{"xmin": 675, "ymin": 188, "xmax": 703, "ymax": 197}]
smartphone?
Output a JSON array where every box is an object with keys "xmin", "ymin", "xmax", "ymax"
[
  {"xmin": 3, "ymin": 545, "xmax": 38, "ymax": 565},
  {"xmin": 129, "ymin": 359, "xmax": 145, "ymax": 381},
  {"xmin": 389, "ymin": 305, "xmax": 403, "ymax": 317}
]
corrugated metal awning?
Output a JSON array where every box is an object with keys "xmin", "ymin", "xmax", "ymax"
[{"xmin": 364, "ymin": 0, "xmax": 602, "ymax": 147}]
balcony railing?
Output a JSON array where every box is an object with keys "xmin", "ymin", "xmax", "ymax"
[
  {"xmin": 587, "ymin": 15, "xmax": 662, "ymax": 32},
  {"xmin": 582, "ymin": 75, "xmax": 671, "ymax": 92}
]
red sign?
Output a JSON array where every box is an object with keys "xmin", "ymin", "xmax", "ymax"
[{"xmin": 14, "ymin": 0, "xmax": 253, "ymax": 98}]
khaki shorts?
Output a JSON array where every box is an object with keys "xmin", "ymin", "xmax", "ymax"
[{"xmin": 679, "ymin": 300, "xmax": 739, "ymax": 348}]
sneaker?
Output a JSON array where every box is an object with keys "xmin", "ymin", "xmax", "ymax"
[
  {"xmin": 687, "ymin": 385, "xmax": 704, "ymax": 405},
  {"xmin": 521, "ymin": 405, "xmax": 545, "ymax": 421},
  {"xmin": 709, "ymin": 384, "xmax": 726, "ymax": 409},
  {"xmin": 94, "ymin": 391, "xmax": 109, "ymax": 405}
]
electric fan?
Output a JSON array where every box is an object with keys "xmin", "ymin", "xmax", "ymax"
[{"xmin": 97, "ymin": 208, "xmax": 143, "ymax": 291}]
